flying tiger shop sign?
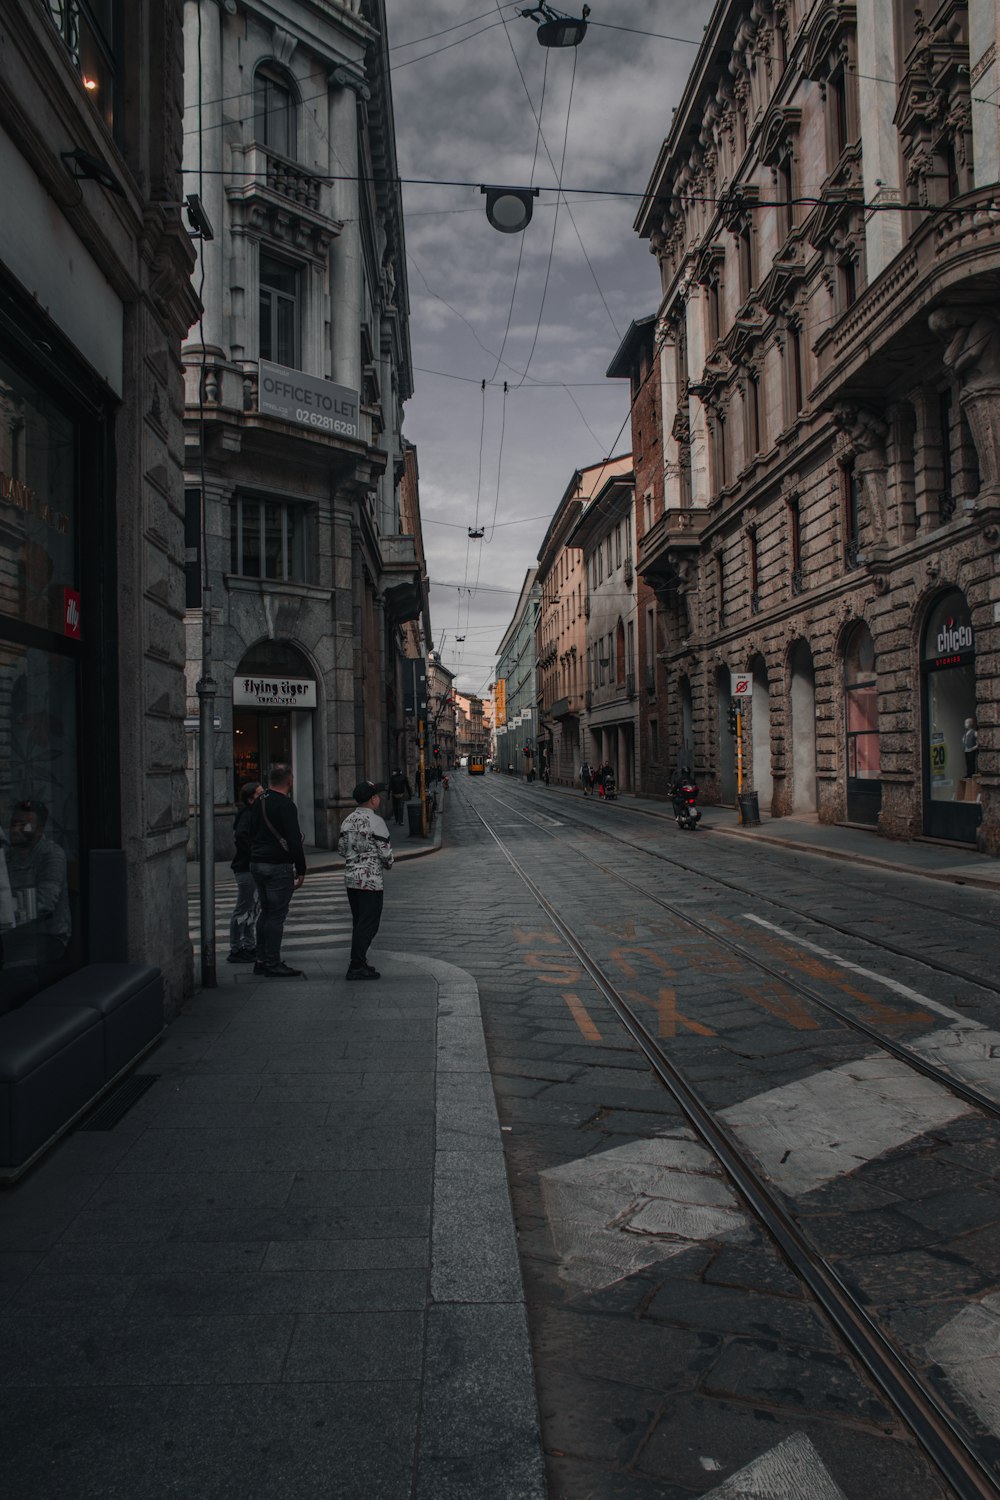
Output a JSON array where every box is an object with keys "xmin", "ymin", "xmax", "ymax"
[{"xmin": 234, "ymin": 675, "xmax": 317, "ymax": 709}]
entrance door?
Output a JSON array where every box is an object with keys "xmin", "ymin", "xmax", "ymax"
[
  {"xmin": 789, "ymin": 639, "xmax": 817, "ymax": 813},
  {"xmin": 233, "ymin": 711, "xmax": 291, "ymax": 800},
  {"xmin": 844, "ymin": 622, "xmax": 881, "ymax": 825}
]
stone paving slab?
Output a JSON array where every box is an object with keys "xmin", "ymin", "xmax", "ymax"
[{"xmin": 0, "ymin": 950, "xmax": 545, "ymax": 1500}]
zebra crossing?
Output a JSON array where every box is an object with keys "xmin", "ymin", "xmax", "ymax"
[{"xmin": 187, "ymin": 868, "xmax": 353, "ymax": 961}]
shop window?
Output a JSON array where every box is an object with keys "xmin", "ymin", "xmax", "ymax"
[
  {"xmin": 922, "ymin": 588, "xmax": 979, "ymax": 841},
  {"xmin": 47, "ymin": 0, "xmax": 119, "ymax": 137},
  {"xmin": 230, "ymin": 497, "xmax": 311, "ymax": 583},
  {"xmin": 0, "ymin": 350, "xmax": 85, "ymax": 990},
  {"xmin": 253, "ymin": 66, "xmax": 296, "ymax": 159},
  {"xmin": 259, "ymin": 255, "xmax": 300, "ymax": 369}
]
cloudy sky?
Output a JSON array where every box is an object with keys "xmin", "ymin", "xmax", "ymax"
[{"xmin": 388, "ymin": 0, "xmax": 715, "ymax": 697}]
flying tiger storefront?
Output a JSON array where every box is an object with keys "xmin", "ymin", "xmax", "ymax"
[{"xmin": 232, "ymin": 670, "xmax": 318, "ymax": 843}]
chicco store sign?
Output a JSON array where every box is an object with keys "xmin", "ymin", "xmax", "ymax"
[{"xmin": 233, "ymin": 675, "xmax": 317, "ymax": 709}]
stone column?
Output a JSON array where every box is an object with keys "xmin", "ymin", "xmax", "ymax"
[
  {"xmin": 328, "ymin": 70, "xmax": 367, "ymax": 394},
  {"xmin": 182, "ymin": 0, "xmax": 226, "ymax": 354},
  {"xmin": 929, "ymin": 309, "xmax": 1000, "ymax": 508}
]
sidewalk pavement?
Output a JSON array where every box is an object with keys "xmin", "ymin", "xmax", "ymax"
[
  {"xmin": 535, "ymin": 779, "xmax": 1000, "ymax": 892},
  {"xmin": 0, "ymin": 950, "xmax": 545, "ymax": 1500}
]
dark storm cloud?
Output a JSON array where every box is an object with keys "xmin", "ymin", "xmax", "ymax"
[{"xmin": 390, "ymin": 0, "xmax": 713, "ymax": 694}]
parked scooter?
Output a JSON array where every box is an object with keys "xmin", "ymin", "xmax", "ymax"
[{"xmin": 668, "ymin": 773, "xmax": 700, "ymax": 829}]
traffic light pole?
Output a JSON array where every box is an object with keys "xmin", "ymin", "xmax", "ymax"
[{"xmin": 736, "ymin": 709, "xmax": 744, "ymax": 820}]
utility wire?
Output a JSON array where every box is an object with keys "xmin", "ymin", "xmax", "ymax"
[
  {"xmin": 516, "ymin": 45, "xmax": 579, "ymax": 386},
  {"xmin": 390, "ymin": 4, "xmax": 520, "ymax": 53},
  {"xmin": 489, "ymin": 41, "xmax": 549, "ymax": 384},
  {"xmin": 485, "ymin": 382, "xmax": 510, "ymax": 543}
]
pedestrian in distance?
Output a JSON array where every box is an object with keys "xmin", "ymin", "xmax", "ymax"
[
  {"xmin": 580, "ymin": 760, "xmax": 592, "ymax": 796},
  {"xmin": 249, "ymin": 762, "xmax": 307, "ymax": 978},
  {"xmin": 338, "ymin": 780, "xmax": 393, "ymax": 981},
  {"xmin": 388, "ymin": 767, "xmax": 411, "ymax": 826},
  {"xmin": 227, "ymin": 781, "xmax": 262, "ymax": 963}
]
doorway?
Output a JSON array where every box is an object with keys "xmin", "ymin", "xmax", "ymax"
[
  {"xmin": 922, "ymin": 588, "xmax": 980, "ymax": 843},
  {"xmin": 789, "ymin": 639, "xmax": 817, "ymax": 813}
]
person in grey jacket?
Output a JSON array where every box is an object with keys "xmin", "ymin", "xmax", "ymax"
[{"xmin": 337, "ymin": 780, "xmax": 392, "ymax": 980}]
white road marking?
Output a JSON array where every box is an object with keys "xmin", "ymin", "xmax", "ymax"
[
  {"xmin": 742, "ymin": 914, "xmax": 967, "ymax": 1023},
  {"xmin": 539, "ymin": 1133, "xmax": 751, "ymax": 1291},
  {"xmin": 720, "ymin": 1055, "xmax": 971, "ymax": 1196},
  {"xmin": 927, "ymin": 1300, "xmax": 1000, "ymax": 1435},
  {"xmin": 701, "ymin": 1433, "xmax": 847, "ymax": 1499}
]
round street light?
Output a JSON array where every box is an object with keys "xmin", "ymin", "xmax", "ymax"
[
  {"xmin": 520, "ymin": 3, "xmax": 590, "ymax": 48},
  {"xmin": 481, "ymin": 184, "xmax": 539, "ymax": 234}
]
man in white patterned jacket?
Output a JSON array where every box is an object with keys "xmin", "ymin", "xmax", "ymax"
[{"xmin": 337, "ymin": 780, "xmax": 393, "ymax": 981}]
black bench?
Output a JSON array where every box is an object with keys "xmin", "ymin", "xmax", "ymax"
[{"xmin": 0, "ymin": 963, "xmax": 164, "ymax": 1181}]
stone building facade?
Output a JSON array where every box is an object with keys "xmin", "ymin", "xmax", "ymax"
[
  {"xmin": 607, "ymin": 317, "xmax": 674, "ymax": 796},
  {"xmin": 181, "ymin": 0, "xmax": 423, "ymax": 854},
  {"xmin": 634, "ymin": 0, "xmax": 1000, "ymax": 851},
  {"xmin": 535, "ymin": 458, "xmax": 632, "ymax": 785},
  {"xmin": 0, "ymin": 0, "xmax": 199, "ymax": 1013},
  {"xmin": 567, "ymin": 468, "xmax": 640, "ymax": 791},
  {"xmin": 496, "ymin": 569, "xmax": 540, "ymax": 778}
]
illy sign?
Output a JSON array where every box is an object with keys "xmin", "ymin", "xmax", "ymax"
[{"xmin": 258, "ymin": 360, "xmax": 360, "ymax": 441}]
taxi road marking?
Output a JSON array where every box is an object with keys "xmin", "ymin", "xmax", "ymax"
[{"xmin": 562, "ymin": 992, "xmax": 602, "ymax": 1041}]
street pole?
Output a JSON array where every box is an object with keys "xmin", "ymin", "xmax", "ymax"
[
  {"xmin": 198, "ymin": 581, "xmax": 217, "ymax": 988},
  {"xmin": 736, "ymin": 708, "xmax": 744, "ymax": 823},
  {"xmin": 418, "ymin": 716, "xmax": 427, "ymax": 836}
]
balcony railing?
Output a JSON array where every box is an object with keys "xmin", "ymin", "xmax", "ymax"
[
  {"xmin": 844, "ymin": 537, "xmax": 860, "ymax": 571},
  {"xmin": 623, "ymin": 559, "xmax": 634, "ymax": 586},
  {"xmin": 750, "ymin": 589, "xmax": 761, "ymax": 616},
  {"xmin": 790, "ymin": 566, "xmax": 804, "ymax": 596}
]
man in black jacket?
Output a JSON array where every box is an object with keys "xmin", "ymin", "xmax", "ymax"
[
  {"xmin": 227, "ymin": 781, "xmax": 262, "ymax": 962},
  {"xmin": 249, "ymin": 763, "xmax": 307, "ymax": 978}
]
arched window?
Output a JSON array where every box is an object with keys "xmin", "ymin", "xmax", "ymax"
[{"xmin": 253, "ymin": 65, "xmax": 296, "ymax": 159}]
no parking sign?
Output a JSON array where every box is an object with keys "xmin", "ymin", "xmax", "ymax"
[{"xmin": 730, "ymin": 671, "xmax": 751, "ymax": 699}]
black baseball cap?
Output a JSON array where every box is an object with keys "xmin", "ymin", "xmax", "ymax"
[{"xmin": 352, "ymin": 780, "xmax": 386, "ymax": 803}]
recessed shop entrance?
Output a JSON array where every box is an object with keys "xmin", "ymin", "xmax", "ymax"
[{"xmin": 232, "ymin": 640, "xmax": 317, "ymax": 843}]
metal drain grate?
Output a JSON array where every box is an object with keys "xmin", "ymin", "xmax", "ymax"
[{"xmin": 78, "ymin": 1074, "xmax": 161, "ymax": 1131}]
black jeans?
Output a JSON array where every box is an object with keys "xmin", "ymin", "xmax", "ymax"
[
  {"xmin": 347, "ymin": 888, "xmax": 383, "ymax": 967},
  {"xmin": 391, "ymin": 796, "xmax": 405, "ymax": 826},
  {"xmin": 251, "ymin": 861, "xmax": 295, "ymax": 966}
]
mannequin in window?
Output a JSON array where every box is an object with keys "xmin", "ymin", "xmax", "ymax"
[{"xmin": 963, "ymin": 717, "xmax": 978, "ymax": 777}]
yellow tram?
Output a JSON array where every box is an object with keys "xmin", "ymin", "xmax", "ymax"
[{"xmin": 467, "ymin": 752, "xmax": 486, "ymax": 776}]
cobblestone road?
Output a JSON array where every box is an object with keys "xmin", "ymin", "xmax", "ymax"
[{"xmin": 373, "ymin": 777, "xmax": 1000, "ymax": 1498}]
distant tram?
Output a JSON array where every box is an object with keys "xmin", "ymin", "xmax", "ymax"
[{"xmin": 467, "ymin": 752, "xmax": 486, "ymax": 776}]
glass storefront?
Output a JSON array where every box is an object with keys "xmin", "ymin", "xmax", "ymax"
[
  {"xmin": 0, "ymin": 350, "xmax": 83, "ymax": 995},
  {"xmin": 923, "ymin": 589, "xmax": 980, "ymax": 843}
]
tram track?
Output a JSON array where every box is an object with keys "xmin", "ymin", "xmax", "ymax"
[
  {"xmin": 497, "ymin": 782, "xmax": 1000, "ymax": 999},
  {"xmin": 468, "ymin": 790, "xmax": 1000, "ymax": 1500}
]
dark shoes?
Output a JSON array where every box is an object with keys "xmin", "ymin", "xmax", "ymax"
[
  {"xmin": 254, "ymin": 961, "xmax": 305, "ymax": 978},
  {"xmin": 345, "ymin": 964, "xmax": 379, "ymax": 981},
  {"xmin": 227, "ymin": 949, "xmax": 257, "ymax": 964}
]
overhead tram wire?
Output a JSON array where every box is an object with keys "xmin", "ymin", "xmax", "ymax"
[
  {"xmin": 488, "ymin": 42, "xmax": 549, "ymax": 385},
  {"xmin": 494, "ymin": 2, "xmax": 621, "ymax": 343},
  {"xmin": 484, "ymin": 381, "xmax": 510, "ymax": 543},
  {"xmin": 515, "ymin": 43, "xmax": 579, "ymax": 388},
  {"xmin": 389, "ymin": 3, "xmax": 521, "ymax": 53}
]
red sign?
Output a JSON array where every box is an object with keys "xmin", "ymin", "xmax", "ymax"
[{"xmin": 64, "ymin": 588, "xmax": 81, "ymax": 639}]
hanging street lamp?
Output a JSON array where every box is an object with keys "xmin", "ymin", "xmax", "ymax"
[
  {"xmin": 520, "ymin": 3, "xmax": 590, "ymax": 48},
  {"xmin": 480, "ymin": 184, "xmax": 540, "ymax": 233}
]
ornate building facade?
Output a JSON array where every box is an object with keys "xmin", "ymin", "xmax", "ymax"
[
  {"xmin": 0, "ymin": 1, "xmax": 199, "ymax": 1012},
  {"xmin": 181, "ymin": 0, "xmax": 424, "ymax": 853},
  {"xmin": 634, "ymin": 0, "xmax": 1000, "ymax": 850}
]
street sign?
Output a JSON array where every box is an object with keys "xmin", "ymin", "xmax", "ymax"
[{"xmin": 731, "ymin": 671, "xmax": 752, "ymax": 698}]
